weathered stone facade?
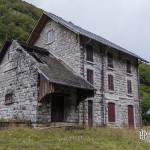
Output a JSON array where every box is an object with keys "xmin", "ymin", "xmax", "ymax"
[
  {"xmin": 0, "ymin": 41, "xmax": 80, "ymax": 126},
  {"xmin": 0, "ymin": 13, "xmax": 142, "ymax": 128},
  {"xmin": 34, "ymin": 19, "xmax": 141, "ymax": 128},
  {"xmin": 0, "ymin": 41, "xmax": 38, "ymax": 123}
]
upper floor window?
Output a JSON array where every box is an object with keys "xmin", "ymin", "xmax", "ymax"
[
  {"xmin": 126, "ymin": 60, "xmax": 131, "ymax": 73},
  {"xmin": 108, "ymin": 102, "xmax": 115, "ymax": 122},
  {"xmin": 86, "ymin": 45, "xmax": 93, "ymax": 62},
  {"xmin": 108, "ymin": 74, "xmax": 114, "ymax": 91},
  {"xmin": 47, "ymin": 30, "xmax": 55, "ymax": 44},
  {"xmin": 107, "ymin": 52, "xmax": 113, "ymax": 68},
  {"xmin": 87, "ymin": 69, "xmax": 93, "ymax": 84},
  {"xmin": 127, "ymin": 80, "xmax": 132, "ymax": 94}
]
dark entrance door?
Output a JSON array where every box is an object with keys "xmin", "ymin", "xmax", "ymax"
[
  {"xmin": 128, "ymin": 105, "xmax": 134, "ymax": 128},
  {"xmin": 88, "ymin": 100, "xmax": 93, "ymax": 127},
  {"xmin": 51, "ymin": 95, "xmax": 64, "ymax": 122}
]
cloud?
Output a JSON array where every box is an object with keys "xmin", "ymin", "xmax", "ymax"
[{"xmin": 24, "ymin": 0, "xmax": 150, "ymax": 61}]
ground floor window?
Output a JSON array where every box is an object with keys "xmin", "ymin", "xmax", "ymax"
[{"xmin": 5, "ymin": 93, "xmax": 13, "ymax": 105}]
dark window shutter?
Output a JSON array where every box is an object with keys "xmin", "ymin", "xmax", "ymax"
[
  {"xmin": 108, "ymin": 102, "xmax": 115, "ymax": 122},
  {"xmin": 87, "ymin": 69, "xmax": 93, "ymax": 84},
  {"xmin": 107, "ymin": 53, "xmax": 113, "ymax": 68},
  {"xmin": 108, "ymin": 74, "xmax": 114, "ymax": 91},
  {"xmin": 127, "ymin": 80, "xmax": 132, "ymax": 94},
  {"xmin": 86, "ymin": 45, "xmax": 93, "ymax": 62},
  {"xmin": 127, "ymin": 60, "xmax": 131, "ymax": 73}
]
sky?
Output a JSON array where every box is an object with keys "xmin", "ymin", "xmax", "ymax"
[{"xmin": 24, "ymin": 0, "xmax": 150, "ymax": 62}]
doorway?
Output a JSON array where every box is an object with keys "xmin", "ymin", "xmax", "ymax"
[
  {"xmin": 51, "ymin": 95, "xmax": 64, "ymax": 122},
  {"xmin": 88, "ymin": 100, "xmax": 93, "ymax": 127},
  {"xmin": 128, "ymin": 105, "xmax": 134, "ymax": 128}
]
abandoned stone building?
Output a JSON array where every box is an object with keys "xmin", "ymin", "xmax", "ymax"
[{"xmin": 0, "ymin": 12, "xmax": 148, "ymax": 128}]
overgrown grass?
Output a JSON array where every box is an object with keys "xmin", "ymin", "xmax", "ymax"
[{"xmin": 0, "ymin": 127, "xmax": 149, "ymax": 150}]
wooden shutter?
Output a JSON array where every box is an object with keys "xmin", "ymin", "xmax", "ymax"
[
  {"xmin": 108, "ymin": 74, "xmax": 114, "ymax": 91},
  {"xmin": 108, "ymin": 102, "xmax": 115, "ymax": 122},
  {"xmin": 107, "ymin": 53, "xmax": 113, "ymax": 68},
  {"xmin": 87, "ymin": 69, "xmax": 93, "ymax": 84},
  {"xmin": 86, "ymin": 45, "xmax": 93, "ymax": 62},
  {"xmin": 127, "ymin": 80, "xmax": 132, "ymax": 94}
]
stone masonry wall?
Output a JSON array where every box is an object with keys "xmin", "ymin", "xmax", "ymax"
[
  {"xmin": 35, "ymin": 20, "xmax": 81, "ymax": 74},
  {"xmin": 0, "ymin": 41, "xmax": 38, "ymax": 123},
  {"xmin": 81, "ymin": 42, "xmax": 140, "ymax": 128}
]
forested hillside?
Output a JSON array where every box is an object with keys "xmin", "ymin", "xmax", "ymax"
[
  {"xmin": 0, "ymin": 0, "xmax": 150, "ymax": 124},
  {"xmin": 0, "ymin": 0, "xmax": 42, "ymax": 47},
  {"xmin": 140, "ymin": 64, "xmax": 150, "ymax": 124}
]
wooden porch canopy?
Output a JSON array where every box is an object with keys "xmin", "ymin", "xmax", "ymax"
[{"xmin": 37, "ymin": 74, "xmax": 94, "ymax": 102}]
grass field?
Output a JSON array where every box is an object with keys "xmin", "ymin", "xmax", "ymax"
[{"xmin": 0, "ymin": 127, "xmax": 149, "ymax": 150}]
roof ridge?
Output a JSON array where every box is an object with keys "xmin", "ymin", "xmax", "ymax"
[{"xmin": 43, "ymin": 11, "xmax": 148, "ymax": 63}]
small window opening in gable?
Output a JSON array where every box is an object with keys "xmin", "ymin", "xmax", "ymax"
[
  {"xmin": 8, "ymin": 51, "xmax": 10, "ymax": 60},
  {"xmin": 108, "ymin": 74, "xmax": 114, "ymax": 91},
  {"xmin": 108, "ymin": 102, "xmax": 115, "ymax": 122},
  {"xmin": 5, "ymin": 93, "xmax": 13, "ymax": 105},
  {"xmin": 127, "ymin": 60, "xmax": 131, "ymax": 74},
  {"xmin": 47, "ymin": 30, "xmax": 55, "ymax": 44},
  {"xmin": 127, "ymin": 80, "xmax": 132, "ymax": 94},
  {"xmin": 86, "ymin": 45, "xmax": 93, "ymax": 62},
  {"xmin": 107, "ymin": 52, "xmax": 114, "ymax": 68},
  {"xmin": 87, "ymin": 69, "xmax": 94, "ymax": 84}
]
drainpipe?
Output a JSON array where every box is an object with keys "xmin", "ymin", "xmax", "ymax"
[
  {"xmin": 137, "ymin": 60, "xmax": 143, "ymax": 127},
  {"xmin": 82, "ymin": 101, "xmax": 86, "ymax": 126},
  {"xmin": 101, "ymin": 47, "xmax": 106, "ymax": 126},
  {"xmin": 78, "ymin": 35, "xmax": 86, "ymax": 127}
]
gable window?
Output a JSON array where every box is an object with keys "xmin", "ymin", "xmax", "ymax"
[
  {"xmin": 108, "ymin": 74, "xmax": 114, "ymax": 91},
  {"xmin": 108, "ymin": 102, "xmax": 115, "ymax": 122},
  {"xmin": 127, "ymin": 80, "xmax": 132, "ymax": 94},
  {"xmin": 86, "ymin": 45, "xmax": 93, "ymax": 62},
  {"xmin": 127, "ymin": 60, "xmax": 131, "ymax": 73},
  {"xmin": 5, "ymin": 93, "xmax": 13, "ymax": 105},
  {"xmin": 7, "ymin": 51, "xmax": 10, "ymax": 61},
  {"xmin": 87, "ymin": 69, "xmax": 93, "ymax": 84},
  {"xmin": 47, "ymin": 30, "xmax": 55, "ymax": 44},
  {"xmin": 107, "ymin": 52, "xmax": 113, "ymax": 68}
]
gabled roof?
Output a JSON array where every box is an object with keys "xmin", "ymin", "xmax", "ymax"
[
  {"xmin": 0, "ymin": 40, "xmax": 93, "ymax": 91},
  {"xmin": 20, "ymin": 42, "xmax": 94, "ymax": 91},
  {"xmin": 27, "ymin": 11, "xmax": 148, "ymax": 63}
]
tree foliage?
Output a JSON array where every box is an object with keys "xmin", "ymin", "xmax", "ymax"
[
  {"xmin": 0, "ymin": 0, "xmax": 42, "ymax": 47},
  {"xmin": 139, "ymin": 64, "xmax": 150, "ymax": 125}
]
